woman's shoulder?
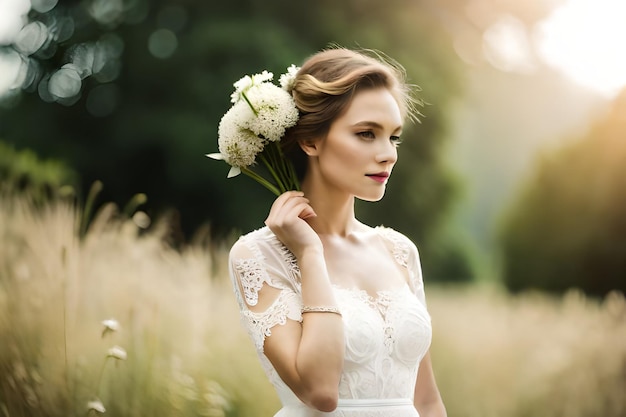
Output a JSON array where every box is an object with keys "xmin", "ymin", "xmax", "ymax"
[
  {"xmin": 374, "ymin": 225, "xmax": 418, "ymax": 250},
  {"xmin": 230, "ymin": 226, "xmax": 273, "ymax": 255},
  {"xmin": 234, "ymin": 225, "xmax": 275, "ymax": 245},
  {"xmin": 229, "ymin": 226, "xmax": 294, "ymax": 262},
  {"xmin": 373, "ymin": 225, "xmax": 420, "ymax": 266}
]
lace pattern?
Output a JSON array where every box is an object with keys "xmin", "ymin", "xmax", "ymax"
[
  {"xmin": 376, "ymin": 226, "xmax": 410, "ymax": 268},
  {"xmin": 241, "ymin": 290, "xmax": 302, "ymax": 351},
  {"xmin": 234, "ymin": 257, "xmax": 267, "ymax": 306},
  {"xmin": 271, "ymin": 237, "xmax": 301, "ymax": 290},
  {"xmin": 376, "ymin": 227, "xmax": 426, "ymax": 306}
]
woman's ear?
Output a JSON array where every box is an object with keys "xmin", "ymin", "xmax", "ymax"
[{"xmin": 298, "ymin": 139, "xmax": 319, "ymax": 156}]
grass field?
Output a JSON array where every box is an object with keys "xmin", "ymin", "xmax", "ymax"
[{"xmin": 1, "ymin": 194, "xmax": 624, "ymax": 417}]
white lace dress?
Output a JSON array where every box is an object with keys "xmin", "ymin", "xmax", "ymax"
[{"xmin": 229, "ymin": 226, "xmax": 432, "ymax": 417}]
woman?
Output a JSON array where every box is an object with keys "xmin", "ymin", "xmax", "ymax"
[{"xmin": 228, "ymin": 48, "xmax": 446, "ymax": 417}]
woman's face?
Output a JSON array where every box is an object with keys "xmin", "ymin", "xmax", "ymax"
[{"xmin": 304, "ymin": 87, "xmax": 403, "ymax": 202}]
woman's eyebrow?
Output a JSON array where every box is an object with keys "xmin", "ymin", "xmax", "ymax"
[{"xmin": 353, "ymin": 121, "xmax": 403, "ymax": 133}]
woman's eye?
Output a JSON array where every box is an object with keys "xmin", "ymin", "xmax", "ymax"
[
  {"xmin": 390, "ymin": 136, "xmax": 403, "ymax": 146},
  {"xmin": 357, "ymin": 131, "xmax": 376, "ymax": 139}
]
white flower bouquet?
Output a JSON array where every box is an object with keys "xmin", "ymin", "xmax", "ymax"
[{"xmin": 207, "ymin": 65, "xmax": 301, "ymax": 196}]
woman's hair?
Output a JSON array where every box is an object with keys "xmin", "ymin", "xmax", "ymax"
[{"xmin": 281, "ymin": 47, "xmax": 420, "ymax": 180}]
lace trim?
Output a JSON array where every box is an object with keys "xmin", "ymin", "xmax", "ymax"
[
  {"xmin": 375, "ymin": 227, "xmax": 425, "ymax": 301},
  {"xmin": 375, "ymin": 226, "xmax": 410, "ymax": 268},
  {"xmin": 276, "ymin": 240, "xmax": 298, "ymax": 272},
  {"xmin": 240, "ymin": 290, "xmax": 302, "ymax": 352},
  {"xmin": 271, "ymin": 237, "xmax": 302, "ymax": 291}
]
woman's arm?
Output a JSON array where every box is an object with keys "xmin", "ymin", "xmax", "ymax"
[
  {"xmin": 261, "ymin": 192, "xmax": 344, "ymax": 412},
  {"xmin": 414, "ymin": 351, "xmax": 447, "ymax": 417}
]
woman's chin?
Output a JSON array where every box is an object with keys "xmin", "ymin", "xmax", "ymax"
[{"xmin": 356, "ymin": 191, "xmax": 386, "ymax": 203}]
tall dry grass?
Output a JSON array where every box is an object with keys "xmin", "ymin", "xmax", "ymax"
[
  {"xmin": 0, "ymin": 194, "xmax": 278, "ymax": 417},
  {"xmin": 0, "ymin": 192, "xmax": 624, "ymax": 417}
]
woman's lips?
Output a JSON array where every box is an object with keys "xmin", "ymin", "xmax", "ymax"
[{"xmin": 366, "ymin": 173, "xmax": 389, "ymax": 183}]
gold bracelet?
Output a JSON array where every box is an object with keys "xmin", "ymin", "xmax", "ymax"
[{"xmin": 301, "ymin": 306, "xmax": 342, "ymax": 316}]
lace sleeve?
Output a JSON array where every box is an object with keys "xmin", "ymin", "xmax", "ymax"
[
  {"xmin": 228, "ymin": 230, "xmax": 303, "ymax": 352},
  {"xmin": 377, "ymin": 226, "xmax": 427, "ymax": 307},
  {"xmin": 406, "ymin": 241, "xmax": 427, "ymax": 307}
]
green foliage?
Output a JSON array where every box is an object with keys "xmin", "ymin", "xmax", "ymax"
[
  {"xmin": 0, "ymin": 0, "xmax": 471, "ymax": 281},
  {"xmin": 0, "ymin": 140, "xmax": 77, "ymax": 200},
  {"xmin": 498, "ymin": 93, "xmax": 626, "ymax": 297}
]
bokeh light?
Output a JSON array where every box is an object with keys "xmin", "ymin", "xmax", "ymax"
[
  {"xmin": 89, "ymin": 0, "xmax": 125, "ymax": 25},
  {"xmin": 482, "ymin": 14, "xmax": 536, "ymax": 74},
  {"xmin": 148, "ymin": 29, "xmax": 178, "ymax": 59},
  {"xmin": 30, "ymin": 0, "xmax": 58, "ymax": 14},
  {"xmin": 14, "ymin": 21, "xmax": 49, "ymax": 55},
  {"xmin": 0, "ymin": 48, "xmax": 24, "ymax": 98},
  {"xmin": 0, "ymin": 0, "xmax": 144, "ymax": 107},
  {"xmin": 535, "ymin": 0, "xmax": 626, "ymax": 97},
  {"xmin": 0, "ymin": 0, "xmax": 30, "ymax": 45},
  {"xmin": 48, "ymin": 65, "xmax": 82, "ymax": 99}
]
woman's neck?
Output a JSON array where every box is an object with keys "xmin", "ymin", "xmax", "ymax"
[{"xmin": 301, "ymin": 181, "xmax": 361, "ymax": 237}]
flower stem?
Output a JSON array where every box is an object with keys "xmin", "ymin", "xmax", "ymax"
[
  {"xmin": 263, "ymin": 142, "xmax": 300, "ymax": 193},
  {"xmin": 94, "ymin": 357, "xmax": 109, "ymax": 396},
  {"xmin": 241, "ymin": 167, "xmax": 280, "ymax": 196},
  {"xmin": 259, "ymin": 151, "xmax": 286, "ymax": 194},
  {"xmin": 241, "ymin": 92, "xmax": 258, "ymax": 116}
]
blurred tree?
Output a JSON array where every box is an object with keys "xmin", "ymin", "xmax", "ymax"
[
  {"xmin": 0, "ymin": 140, "xmax": 77, "ymax": 201},
  {"xmin": 498, "ymin": 91, "xmax": 626, "ymax": 297},
  {"xmin": 0, "ymin": 0, "xmax": 471, "ymax": 281}
]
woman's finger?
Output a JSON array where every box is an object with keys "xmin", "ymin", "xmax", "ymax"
[
  {"xmin": 267, "ymin": 191, "xmax": 305, "ymax": 219},
  {"xmin": 267, "ymin": 193, "xmax": 309, "ymax": 221}
]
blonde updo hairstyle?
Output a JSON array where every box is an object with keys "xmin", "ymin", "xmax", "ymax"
[{"xmin": 282, "ymin": 48, "xmax": 419, "ymax": 180}]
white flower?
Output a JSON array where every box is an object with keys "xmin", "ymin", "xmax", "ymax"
[
  {"xmin": 217, "ymin": 101, "xmax": 266, "ymax": 167},
  {"xmin": 101, "ymin": 318, "xmax": 119, "ymax": 338},
  {"xmin": 107, "ymin": 345, "xmax": 127, "ymax": 361},
  {"xmin": 87, "ymin": 399, "xmax": 106, "ymax": 413},
  {"xmin": 209, "ymin": 66, "xmax": 301, "ymax": 193},
  {"xmin": 279, "ymin": 65, "xmax": 300, "ymax": 90},
  {"xmin": 243, "ymin": 83, "xmax": 299, "ymax": 142},
  {"xmin": 230, "ymin": 70, "xmax": 273, "ymax": 103}
]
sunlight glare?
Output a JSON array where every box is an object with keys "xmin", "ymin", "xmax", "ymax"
[
  {"xmin": 0, "ymin": 0, "xmax": 30, "ymax": 45},
  {"xmin": 535, "ymin": 0, "xmax": 626, "ymax": 98}
]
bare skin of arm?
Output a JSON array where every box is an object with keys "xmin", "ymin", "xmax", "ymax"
[
  {"xmin": 261, "ymin": 191, "xmax": 345, "ymax": 412},
  {"xmin": 414, "ymin": 351, "xmax": 447, "ymax": 417}
]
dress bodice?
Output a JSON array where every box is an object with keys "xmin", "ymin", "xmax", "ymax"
[{"xmin": 229, "ymin": 226, "xmax": 432, "ymax": 417}]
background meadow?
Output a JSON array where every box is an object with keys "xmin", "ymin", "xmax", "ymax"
[{"xmin": 1, "ymin": 193, "xmax": 624, "ymax": 417}]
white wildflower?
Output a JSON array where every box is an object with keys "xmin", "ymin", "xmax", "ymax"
[
  {"xmin": 87, "ymin": 399, "xmax": 106, "ymax": 413},
  {"xmin": 101, "ymin": 319, "xmax": 119, "ymax": 338},
  {"xmin": 107, "ymin": 345, "xmax": 127, "ymax": 361},
  {"xmin": 279, "ymin": 65, "xmax": 300, "ymax": 90},
  {"xmin": 243, "ymin": 83, "xmax": 299, "ymax": 142},
  {"xmin": 230, "ymin": 70, "xmax": 273, "ymax": 103},
  {"xmin": 132, "ymin": 211, "xmax": 151, "ymax": 229},
  {"xmin": 217, "ymin": 101, "xmax": 266, "ymax": 168}
]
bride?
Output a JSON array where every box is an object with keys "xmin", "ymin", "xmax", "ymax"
[{"xmin": 227, "ymin": 47, "xmax": 447, "ymax": 417}]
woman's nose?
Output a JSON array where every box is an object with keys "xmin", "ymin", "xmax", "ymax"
[{"xmin": 376, "ymin": 140, "xmax": 398, "ymax": 164}]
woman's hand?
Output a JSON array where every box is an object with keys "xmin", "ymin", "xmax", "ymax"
[{"xmin": 265, "ymin": 191, "xmax": 321, "ymax": 258}]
